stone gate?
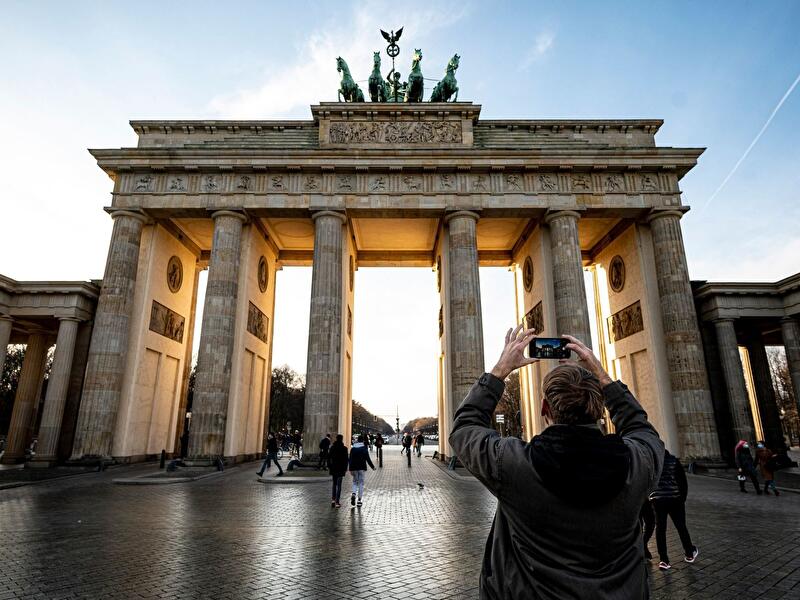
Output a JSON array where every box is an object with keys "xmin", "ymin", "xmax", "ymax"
[{"xmin": 64, "ymin": 102, "xmax": 724, "ymax": 463}]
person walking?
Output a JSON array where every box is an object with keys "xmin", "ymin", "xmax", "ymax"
[
  {"xmin": 450, "ymin": 327, "xmax": 664, "ymax": 599},
  {"xmin": 756, "ymin": 441, "xmax": 780, "ymax": 496},
  {"xmin": 256, "ymin": 432, "xmax": 284, "ymax": 477},
  {"xmin": 328, "ymin": 434, "xmax": 349, "ymax": 507},
  {"xmin": 348, "ymin": 434, "xmax": 376, "ymax": 508},
  {"xmin": 375, "ymin": 433, "xmax": 384, "ymax": 467},
  {"xmin": 318, "ymin": 433, "xmax": 331, "ymax": 470},
  {"xmin": 735, "ymin": 440, "xmax": 762, "ymax": 494},
  {"xmin": 415, "ymin": 432, "xmax": 425, "ymax": 457},
  {"xmin": 403, "ymin": 432, "xmax": 412, "ymax": 455},
  {"xmin": 645, "ymin": 449, "xmax": 699, "ymax": 570}
]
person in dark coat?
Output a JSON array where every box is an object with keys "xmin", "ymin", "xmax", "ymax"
[
  {"xmin": 644, "ymin": 449, "xmax": 698, "ymax": 570},
  {"xmin": 735, "ymin": 440, "xmax": 762, "ymax": 494},
  {"xmin": 450, "ymin": 327, "xmax": 664, "ymax": 600},
  {"xmin": 348, "ymin": 434, "xmax": 376, "ymax": 507},
  {"xmin": 328, "ymin": 434, "xmax": 349, "ymax": 507},
  {"xmin": 414, "ymin": 432, "xmax": 425, "ymax": 457},
  {"xmin": 318, "ymin": 433, "xmax": 331, "ymax": 470},
  {"xmin": 256, "ymin": 432, "xmax": 284, "ymax": 477},
  {"xmin": 375, "ymin": 433, "xmax": 384, "ymax": 466},
  {"xmin": 402, "ymin": 432, "xmax": 412, "ymax": 455},
  {"xmin": 755, "ymin": 441, "xmax": 779, "ymax": 496}
]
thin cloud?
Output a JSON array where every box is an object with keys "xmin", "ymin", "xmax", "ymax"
[
  {"xmin": 209, "ymin": 2, "xmax": 470, "ymax": 118},
  {"xmin": 520, "ymin": 31, "xmax": 555, "ymax": 70},
  {"xmin": 701, "ymin": 71, "xmax": 800, "ymax": 212}
]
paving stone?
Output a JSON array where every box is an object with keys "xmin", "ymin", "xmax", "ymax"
[{"xmin": 1, "ymin": 449, "xmax": 799, "ymax": 598}]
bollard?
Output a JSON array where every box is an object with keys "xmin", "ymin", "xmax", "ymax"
[{"xmin": 159, "ymin": 449, "xmax": 166, "ymax": 469}]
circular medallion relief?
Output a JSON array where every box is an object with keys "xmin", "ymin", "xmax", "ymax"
[
  {"xmin": 523, "ymin": 256, "xmax": 534, "ymax": 292},
  {"xmin": 258, "ymin": 256, "xmax": 268, "ymax": 293},
  {"xmin": 166, "ymin": 256, "xmax": 183, "ymax": 293},
  {"xmin": 349, "ymin": 255, "xmax": 354, "ymax": 291},
  {"xmin": 609, "ymin": 255, "xmax": 626, "ymax": 293}
]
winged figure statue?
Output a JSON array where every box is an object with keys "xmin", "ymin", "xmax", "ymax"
[{"xmin": 380, "ymin": 27, "xmax": 403, "ymax": 45}]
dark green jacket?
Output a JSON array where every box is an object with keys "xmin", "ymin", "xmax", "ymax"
[{"xmin": 450, "ymin": 373, "xmax": 664, "ymax": 600}]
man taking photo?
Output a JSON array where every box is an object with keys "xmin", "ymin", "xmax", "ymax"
[{"xmin": 450, "ymin": 326, "xmax": 664, "ymax": 599}]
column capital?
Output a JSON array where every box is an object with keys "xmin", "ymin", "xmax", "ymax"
[
  {"xmin": 210, "ymin": 209, "xmax": 248, "ymax": 223},
  {"xmin": 57, "ymin": 316, "xmax": 82, "ymax": 323},
  {"xmin": 646, "ymin": 208, "xmax": 688, "ymax": 224},
  {"xmin": 781, "ymin": 315, "xmax": 799, "ymax": 324},
  {"xmin": 543, "ymin": 209, "xmax": 582, "ymax": 226},
  {"xmin": 105, "ymin": 208, "xmax": 149, "ymax": 224},
  {"xmin": 311, "ymin": 210, "xmax": 347, "ymax": 224},
  {"xmin": 712, "ymin": 317, "xmax": 736, "ymax": 324},
  {"xmin": 444, "ymin": 210, "xmax": 480, "ymax": 224},
  {"xmin": 0, "ymin": 314, "xmax": 12, "ymax": 323}
]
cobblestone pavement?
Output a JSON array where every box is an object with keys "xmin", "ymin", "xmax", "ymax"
[{"xmin": 1, "ymin": 447, "xmax": 799, "ymax": 599}]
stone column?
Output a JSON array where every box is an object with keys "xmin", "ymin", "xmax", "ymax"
[
  {"xmin": 713, "ymin": 319, "xmax": 755, "ymax": 444},
  {"xmin": 781, "ymin": 317, "xmax": 800, "ymax": 422},
  {"xmin": 303, "ymin": 211, "xmax": 347, "ymax": 461},
  {"xmin": 544, "ymin": 210, "xmax": 591, "ymax": 345},
  {"xmin": 744, "ymin": 331, "xmax": 785, "ymax": 450},
  {"xmin": 444, "ymin": 211, "xmax": 485, "ymax": 405},
  {"xmin": 29, "ymin": 318, "xmax": 81, "ymax": 467},
  {"xmin": 187, "ymin": 211, "xmax": 247, "ymax": 461},
  {"xmin": 1, "ymin": 331, "xmax": 49, "ymax": 463},
  {"xmin": 648, "ymin": 210, "xmax": 720, "ymax": 459},
  {"xmin": 71, "ymin": 210, "xmax": 148, "ymax": 460},
  {"xmin": 0, "ymin": 316, "xmax": 12, "ymax": 376}
]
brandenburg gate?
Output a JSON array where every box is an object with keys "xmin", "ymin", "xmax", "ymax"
[{"xmin": 59, "ymin": 100, "xmax": 724, "ymax": 465}]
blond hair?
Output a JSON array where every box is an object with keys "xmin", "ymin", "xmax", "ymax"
[{"xmin": 542, "ymin": 364, "xmax": 604, "ymax": 425}]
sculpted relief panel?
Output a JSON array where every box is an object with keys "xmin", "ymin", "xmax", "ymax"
[{"xmin": 327, "ymin": 120, "xmax": 462, "ymax": 144}]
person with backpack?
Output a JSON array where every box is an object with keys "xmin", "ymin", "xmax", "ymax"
[
  {"xmin": 349, "ymin": 434, "xmax": 376, "ymax": 508},
  {"xmin": 735, "ymin": 440, "xmax": 762, "ymax": 494},
  {"xmin": 644, "ymin": 449, "xmax": 699, "ymax": 570},
  {"xmin": 328, "ymin": 434, "xmax": 349, "ymax": 508}
]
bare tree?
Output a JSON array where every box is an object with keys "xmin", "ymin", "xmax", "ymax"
[{"xmin": 767, "ymin": 346, "xmax": 799, "ymax": 446}]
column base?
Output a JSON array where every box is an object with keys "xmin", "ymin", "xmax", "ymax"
[
  {"xmin": 0, "ymin": 453, "xmax": 26, "ymax": 465},
  {"xmin": 26, "ymin": 456, "xmax": 60, "ymax": 469}
]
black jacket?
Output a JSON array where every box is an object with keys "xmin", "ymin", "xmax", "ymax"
[
  {"xmin": 450, "ymin": 373, "xmax": 664, "ymax": 600},
  {"xmin": 328, "ymin": 441, "xmax": 349, "ymax": 478},
  {"xmin": 735, "ymin": 447, "xmax": 757, "ymax": 473},
  {"xmin": 266, "ymin": 436, "xmax": 278, "ymax": 454},
  {"xmin": 649, "ymin": 451, "xmax": 688, "ymax": 502},
  {"xmin": 348, "ymin": 443, "xmax": 375, "ymax": 471},
  {"xmin": 319, "ymin": 437, "xmax": 331, "ymax": 452}
]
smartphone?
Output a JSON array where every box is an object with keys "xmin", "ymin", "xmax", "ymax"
[{"xmin": 528, "ymin": 337, "xmax": 571, "ymax": 360}]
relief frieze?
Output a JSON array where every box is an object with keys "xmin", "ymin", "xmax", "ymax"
[
  {"xmin": 149, "ymin": 300, "xmax": 185, "ymax": 343},
  {"xmin": 524, "ymin": 301, "xmax": 544, "ymax": 334},
  {"xmin": 247, "ymin": 301, "xmax": 270, "ymax": 344},
  {"xmin": 607, "ymin": 300, "xmax": 644, "ymax": 343},
  {"xmin": 121, "ymin": 170, "xmax": 666, "ymax": 195},
  {"xmin": 328, "ymin": 120, "xmax": 462, "ymax": 144}
]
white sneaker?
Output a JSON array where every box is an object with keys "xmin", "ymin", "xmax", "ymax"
[
  {"xmin": 684, "ymin": 547, "xmax": 699, "ymax": 563},
  {"xmin": 658, "ymin": 561, "xmax": 671, "ymax": 571}
]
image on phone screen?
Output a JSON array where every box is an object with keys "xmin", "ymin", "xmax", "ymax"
[{"xmin": 528, "ymin": 337, "xmax": 571, "ymax": 360}]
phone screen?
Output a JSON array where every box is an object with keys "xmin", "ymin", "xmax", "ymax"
[{"xmin": 528, "ymin": 337, "xmax": 571, "ymax": 359}]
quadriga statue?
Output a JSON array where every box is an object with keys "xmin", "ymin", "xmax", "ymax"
[{"xmin": 430, "ymin": 53, "xmax": 460, "ymax": 102}]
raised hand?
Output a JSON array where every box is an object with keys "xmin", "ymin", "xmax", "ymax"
[
  {"xmin": 490, "ymin": 324, "xmax": 539, "ymax": 380},
  {"xmin": 562, "ymin": 334, "xmax": 612, "ymax": 386}
]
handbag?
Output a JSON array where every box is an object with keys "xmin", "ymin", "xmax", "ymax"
[{"xmin": 736, "ymin": 474, "xmax": 746, "ymax": 482}]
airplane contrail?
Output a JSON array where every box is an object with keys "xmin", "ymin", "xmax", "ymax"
[{"xmin": 701, "ymin": 71, "xmax": 800, "ymax": 212}]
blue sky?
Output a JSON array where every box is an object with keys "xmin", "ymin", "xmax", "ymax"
[{"xmin": 1, "ymin": 1, "xmax": 799, "ymax": 422}]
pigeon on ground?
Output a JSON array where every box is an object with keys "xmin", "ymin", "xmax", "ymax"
[{"xmin": 417, "ymin": 483, "xmax": 424, "ymax": 489}]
